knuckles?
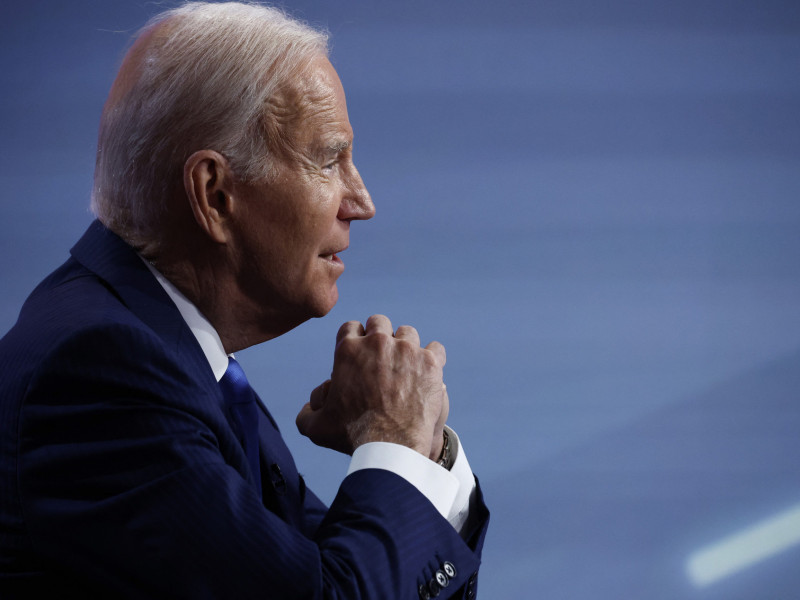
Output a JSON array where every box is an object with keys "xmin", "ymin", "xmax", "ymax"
[
  {"xmin": 334, "ymin": 334, "xmax": 362, "ymax": 358},
  {"xmin": 303, "ymin": 317, "xmax": 448, "ymax": 455}
]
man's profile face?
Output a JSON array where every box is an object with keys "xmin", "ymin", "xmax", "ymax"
[{"xmin": 231, "ymin": 55, "xmax": 374, "ymax": 328}]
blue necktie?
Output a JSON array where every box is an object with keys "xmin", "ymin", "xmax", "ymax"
[{"xmin": 219, "ymin": 357, "xmax": 262, "ymax": 498}]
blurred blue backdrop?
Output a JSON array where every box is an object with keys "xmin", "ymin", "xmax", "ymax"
[{"xmin": 2, "ymin": 1, "xmax": 799, "ymax": 597}]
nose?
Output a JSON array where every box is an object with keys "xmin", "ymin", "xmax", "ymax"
[{"xmin": 338, "ymin": 164, "xmax": 375, "ymax": 222}]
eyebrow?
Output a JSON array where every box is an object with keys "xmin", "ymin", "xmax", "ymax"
[{"xmin": 327, "ymin": 140, "xmax": 351, "ymax": 154}]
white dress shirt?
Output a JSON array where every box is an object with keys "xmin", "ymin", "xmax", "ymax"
[{"xmin": 145, "ymin": 262, "xmax": 477, "ymax": 536}]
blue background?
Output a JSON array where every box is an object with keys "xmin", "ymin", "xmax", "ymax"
[{"xmin": 2, "ymin": 1, "xmax": 799, "ymax": 597}]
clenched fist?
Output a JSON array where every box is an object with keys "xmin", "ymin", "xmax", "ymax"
[{"xmin": 296, "ymin": 314, "xmax": 449, "ymax": 460}]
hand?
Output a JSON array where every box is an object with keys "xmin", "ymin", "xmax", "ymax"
[{"xmin": 296, "ymin": 314, "xmax": 449, "ymax": 460}]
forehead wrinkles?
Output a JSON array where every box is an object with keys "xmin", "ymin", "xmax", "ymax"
[{"xmin": 262, "ymin": 69, "xmax": 340, "ymax": 160}]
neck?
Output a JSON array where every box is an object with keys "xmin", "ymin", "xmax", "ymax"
[{"xmin": 149, "ymin": 245, "xmax": 304, "ymax": 354}]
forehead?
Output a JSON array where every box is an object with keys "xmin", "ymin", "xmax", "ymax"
[{"xmin": 267, "ymin": 55, "xmax": 351, "ymax": 150}]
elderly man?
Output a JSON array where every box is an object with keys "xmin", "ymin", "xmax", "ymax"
[{"xmin": 0, "ymin": 2, "xmax": 488, "ymax": 599}]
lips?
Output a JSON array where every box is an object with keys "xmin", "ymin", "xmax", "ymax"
[{"xmin": 320, "ymin": 244, "xmax": 348, "ymax": 261}]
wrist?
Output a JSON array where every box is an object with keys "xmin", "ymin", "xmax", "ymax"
[{"xmin": 434, "ymin": 428, "xmax": 453, "ymax": 469}]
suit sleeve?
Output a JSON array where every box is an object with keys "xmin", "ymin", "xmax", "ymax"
[{"xmin": 16, "ymin": 323, "xmax": 488, "ymax": 599}]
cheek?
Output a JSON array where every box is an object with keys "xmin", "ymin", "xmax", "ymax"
[{"xmin": 299, "ymin": 205, "xmax": 339, "ymax": 248}]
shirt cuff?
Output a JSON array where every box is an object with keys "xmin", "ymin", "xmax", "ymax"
[
  {"xmin": 444, "ymin": 427, "xmax": 478, "ymax": 535},
  {"xmin": 347, "ymin": 440, "xmax": 459, "ymax": 521},
  {"xmin": 346, "ymin": 426, "xmax": 477, "ymax": 537}
]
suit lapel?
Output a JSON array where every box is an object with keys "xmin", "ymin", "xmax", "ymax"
[
  {"xmin": 69, "ymin": 220, "xmax": 214, "ymax": 389},
  {"xmin": 254, "ymin": 395, "xmax": 305, "ymax": 527},
  {"xmin": 70, "ymin": 220, "xmax": 305, "ymax": 523}
]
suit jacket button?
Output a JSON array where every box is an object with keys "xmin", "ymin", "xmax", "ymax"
[
  {"xmin": 466, "ymin": 573, "xmax": 477, "ymax": 599},
  {"xmin": 428, "ymin": 578, "xmax": 442, "ymax": 597},
  {"xmin": 434, "ymin": 569, "xmax": 449, "ymax": 588},
  {"xmin": 418, "ymin": 583, "xmax": 431, "ymax": 600},
  {"xmin": 443, "ymin": 561, "xmax": 457, "ymax": 579}
]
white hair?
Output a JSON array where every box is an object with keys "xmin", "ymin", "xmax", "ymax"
[{"xmin": 91, "ymin": 1, "xmax": 329, "ymax": 247}]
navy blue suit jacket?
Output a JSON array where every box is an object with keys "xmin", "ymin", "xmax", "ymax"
[{"xmin": 0, "ymin": 221, "xmax": 488, "ymax": 599}]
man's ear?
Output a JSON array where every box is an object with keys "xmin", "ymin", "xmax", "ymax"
[{"xmin": 183, "ymin": 150, "xmax": 235, "ymax": 244}]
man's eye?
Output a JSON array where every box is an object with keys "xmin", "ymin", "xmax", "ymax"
[{"xmin": 323, "ymin": 161, "xmax": 338, "ymax": 171}]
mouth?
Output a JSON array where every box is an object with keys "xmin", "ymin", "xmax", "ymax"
[{"xmin": 320, "ymin": 246, "xmax": 347, "ymax": 265}]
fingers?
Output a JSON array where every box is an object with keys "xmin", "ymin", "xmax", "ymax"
[
  {"xmin": 439, "ymin": 383, "xmax": 450, "ymax": 425},
  {"xmin": 295, "ymin": 402, "xmax": 313, "ymax": 437},
  {"xmin": 337, "ymin": 315, "xmax": 402, "ymax": 344},
  {"xmin": 296, "ymin": 388, "xmax": 350, "ymax": 455},
  {"xmin": 365, "ymin": 314, "xmax": 393, "ymax": 336},
  {"xmin": 317, "ymin": 314, "xmax": 450, "ymax": 458},
  {"xmin": 339, "ymin": 315, "xmax": 444, "ymax": 366},
  {"xmin": 308, "ymin": 379, "xmax": 330, "ymax": 411},
  {"xmin": 336, "ymin": 320, "xmax": 364, "ymax": 344},
  {"xmin": 394, "ymin": 325, "xmax": 420, "ymax": 346},
  {"xmin": 425, "ymin": 340, "xmax": 447, "ymax": 367}
]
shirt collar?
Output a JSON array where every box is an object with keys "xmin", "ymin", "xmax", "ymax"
[{"xmin": 141, "ymin": 258, "xmax": 229, "ymax": 382}]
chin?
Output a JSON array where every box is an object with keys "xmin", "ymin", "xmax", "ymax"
[
  {"xmin": 303, "ymin": 285, "xmax": 339, "ymax": 320},
  {"xmin": 317, "ymin": 289, "xmax": 340, "ymax": 317}
]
